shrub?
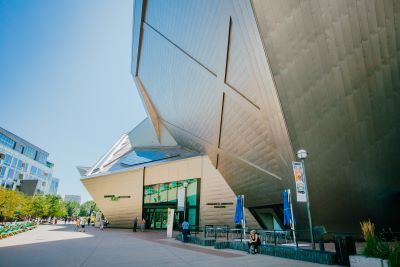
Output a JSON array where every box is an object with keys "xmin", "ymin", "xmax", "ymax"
[
  {"xmin": 360, "ymin": 220, "xmax": 400, "ymax": 267},
  {"xmin": 362, "ymin": 235, "xmax": 391, "ymax": 259},
  {"xmin": 389, "ymin": 242, "xmax": 400, "ymax": 267}
]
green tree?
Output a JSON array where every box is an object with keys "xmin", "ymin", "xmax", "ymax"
[
  {"xmin": 0, "ymin": 187, "xmax": 23, "ymax": 220},
  {"xmin": 79, "ymin": 200, "xmax": 99, "ymax": 217},
  {"xmin": 45, "ymin": 195, "xmax": 67, "ymax": 218},
  {"xmin": 65, "ymin": 201, "xmax": 80, "ymax": 218},
  {"xmin": 29, "ymin": 195, "xmax": 50, "ymax": 219}
]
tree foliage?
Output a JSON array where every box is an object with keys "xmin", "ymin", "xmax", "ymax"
[
  {"xmin": 45, "ymin": 195, "xmax": 67, "ymax": 218},
  {"xmin": 79, "ymin": 200, "xmax": 99, "ymax": 216},
  {"xmin": 0, "ymin": 187, "xmax": 25, "ymax": 219},
  {"xmin": 0, "ymin": 187, "xmax": 99, "ymax": 221},
  {"xmin": 65, "ymin": 201, "xmax": 80, "ymax": 218},
  {"xmin": 29, "ymin": 195, "xmax": 50, "ymax": 219}
]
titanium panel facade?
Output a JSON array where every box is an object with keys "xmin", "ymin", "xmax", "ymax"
[
  {"xmin": 132, "ymin": 0, "xmax": 400, "ymax": 232},
  {"xmin": 252, "ymin": 0, "xmax": 400, "ymax": 231}
]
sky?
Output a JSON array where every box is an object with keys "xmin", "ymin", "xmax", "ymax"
[{"xmin": 0, "ymin": 0, "xmax": 147, "ymax": 202}]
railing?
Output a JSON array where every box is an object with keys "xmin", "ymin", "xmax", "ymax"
[{"xmin": 178, "ymin": 225, "xmax": 371, "ymax": 251}]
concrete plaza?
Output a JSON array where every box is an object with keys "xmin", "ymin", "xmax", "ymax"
[{"xmin": 0, "ymin": 224, "xmax": 336, "ymax": 267}]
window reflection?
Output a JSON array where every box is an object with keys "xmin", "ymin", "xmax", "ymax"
[{"xmin": 143, "ymin": 178, "xmax": 199, "ymax": 229}]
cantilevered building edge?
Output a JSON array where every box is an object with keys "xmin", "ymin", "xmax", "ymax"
[
  {"xmin": 131, "ymin": 0, "xmax": 400, "ymax": 233},
  {"xmin": 80, "ymin": 118, "xmax": 260, "ymax": 229}
]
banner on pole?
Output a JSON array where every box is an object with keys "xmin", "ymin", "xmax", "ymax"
[
  {"xmin": 177, "ymin": 187, "xmax": 185, "ymax": 211},
  {"xmin": 292, "ymin": 161, "xmax": 307, "ymax": 202}
]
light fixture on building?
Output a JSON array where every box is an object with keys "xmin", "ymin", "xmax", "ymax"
[{"xmin": 296, "ymin": 149, "xmax": 308, "ymax": 160}]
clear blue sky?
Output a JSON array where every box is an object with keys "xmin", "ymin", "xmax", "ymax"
[{"xmin": 0, "ymin": 0, "xmax": 147, "ymax": 202}]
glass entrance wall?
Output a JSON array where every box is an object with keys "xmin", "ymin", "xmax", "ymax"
[{"xmin": 143, "ymin": 178, "xmax": 199, "ymax": 229}]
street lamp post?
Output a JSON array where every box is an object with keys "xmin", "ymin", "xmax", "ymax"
[
  {"xmin": 297, "ymin": 149, "xmax": 315, "ymax": 250},
  {"xmin": 183, "ymin": 182, "xmax": 188, "ymax": 221}
]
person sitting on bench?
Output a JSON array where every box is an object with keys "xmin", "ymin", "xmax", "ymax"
[{"xmin": 248, "ymin": 230, "xmax": 261, "ymax": 254}]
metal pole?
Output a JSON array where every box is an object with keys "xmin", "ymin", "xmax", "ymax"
[
  {"xmin": 302, "ymin": 159, "xmax": 315, "ymax": 249},
  {"xmin": 242, "ymin": 195, "xmax": 246, "ymax": 240},
  {"xmin": 288, "ymin": 189, "xmax": 297, "ymax": 247}
]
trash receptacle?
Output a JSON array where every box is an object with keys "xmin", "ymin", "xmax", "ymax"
[{"xmin": 334, "ymin": 235, "xmax": 356, "ymax": 266}]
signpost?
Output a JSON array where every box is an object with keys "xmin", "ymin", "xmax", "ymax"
[{"xmin": 293, "ymin": 148, "xmax": 315, "ymax": 249}]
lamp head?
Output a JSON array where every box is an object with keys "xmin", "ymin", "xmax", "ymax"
[
  {"xmin": 183, "ymin": 182, "xmax": 189, "ymax": 188},
  {"xmin": 297, "ymin": 149, "xmax": 308, "ymax": 160}
]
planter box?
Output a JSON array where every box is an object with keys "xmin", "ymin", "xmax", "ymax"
[
  {"xmin": 214, "ymin": 241, "xmax": 336, "ymax": 265},
  {"xmin": 350, "ymin": 255, "xmax": 389, "ymax": 267},
  {"xmin": 175, "ymin": 234, "xmax": 215, "ymax": 246}
]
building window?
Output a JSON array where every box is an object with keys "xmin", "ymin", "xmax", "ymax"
[
  {"xmin": 4, "ymin": 154, "xmax": 12, "ymax": 165},
  {"xmin": 37, "ymin": 168, "xmax": 43, "ymax": 178},
  {"xmin": 17, "ymin": 160, "xmax": 23, "ymax": 170},
  {"xmin": 15, "ymin": 144, "xmax": 24, "ymax": 154},
  {"xmin": 0, "ymin": 166, "xmax": 7, "ymax": 178},
  {"xmin": 36, "ymin": 153, "xmax": 47, "ymax": 164},
  {"xmin": 143, "ymin": 178, "xmax": 200, "ymax": 229},
  {"xmin": 14, "ymin": 171, "xmax": 20, "ymax": 180},
  {"xmin": 11, "ymin": 158, "xmax": 17, "ymax": 168},
  {"xmin": 30, "ymin": 166, "xmax": 37, "ymax": 175},
  {"xmin": 0, "ymin": 133, "xmax": 16, "ymax": 149},
  {"xmin": 23, "ymin": 162, "xmax": 28, "ymax": 172},
  {"xmin": 7, "ymin": 168, "xmax": 15, "ymax": 179},
  {"xmin": 24, "ymin": 146, "xmax": 37, "ymax": 160}
]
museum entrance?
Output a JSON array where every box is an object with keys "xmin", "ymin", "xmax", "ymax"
[
  {"xmin": 143, "ymin": 207, "xmax": 181, "ymax": 230},
  {"xmin": 143, "ymin": 179, "xmax": 200, "ymax": 230}
]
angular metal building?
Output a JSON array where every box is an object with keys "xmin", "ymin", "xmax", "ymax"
[{"xmin": 132, "ymin": 0, "xmax": 400, "ymax": 232}]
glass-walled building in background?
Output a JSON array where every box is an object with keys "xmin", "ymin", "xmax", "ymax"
[{"xmin": 0, "ymin": 126, "xmax": 59, "ymax": 195}]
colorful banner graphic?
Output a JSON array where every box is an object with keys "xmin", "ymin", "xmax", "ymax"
[{"xmin": 292, "ymin": 161, "xmax": 307, "ymax": 202}]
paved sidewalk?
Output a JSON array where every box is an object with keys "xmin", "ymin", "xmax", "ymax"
[{"xmin": 0, "ymin": 224, "xmax": 336, "ymax": 266}]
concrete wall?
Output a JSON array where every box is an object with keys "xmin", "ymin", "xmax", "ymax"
[
  {"xmin": 144, "ymin": 156, "xmax": 202, "ymax": 185},
  {"xmin": 82, "ymin": 155, "xmax": 259, "ymax": 228},
  {"xmin": 199, "ymin": 156, "xmax": 259, "ymax": 229},
  {"xmin": 81, "ymin": 169, "xmax": 144, "ymax": 227}
]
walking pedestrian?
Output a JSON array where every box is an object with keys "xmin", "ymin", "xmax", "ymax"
[
  {"xmin": 80, "ymin": 217, "xmax": 86, "ymax": 232},
  {"xmin": 182, "ymin": 219, "xmax": 190, "ymax": 242},
  {"xmin": 75, "ymin": 218, "xmax": 80, "ymax": 232},
  {"xmin": 99, "ymin": 218, "xmax": 104, "ymax": 231},
  {"xmin": 133, "ymin": 217, "xmax": 138, "ymax": 232},
  {"xmin": 140, "ymin": 218, "xmax": 146, "ymax": 232}
]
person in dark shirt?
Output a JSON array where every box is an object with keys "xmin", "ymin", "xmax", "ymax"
[
  {"xmin": 133, "ymin": 217, "xmax": 138, "ymax": 232},
  {"xmin": 248, "ymin": 230, "xmax": 261, "ymax": 254}
]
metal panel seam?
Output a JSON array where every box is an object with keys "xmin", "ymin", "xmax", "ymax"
[{"xmin": 249, "ymin": 0, "xmax": 296, "ymax": 159}]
